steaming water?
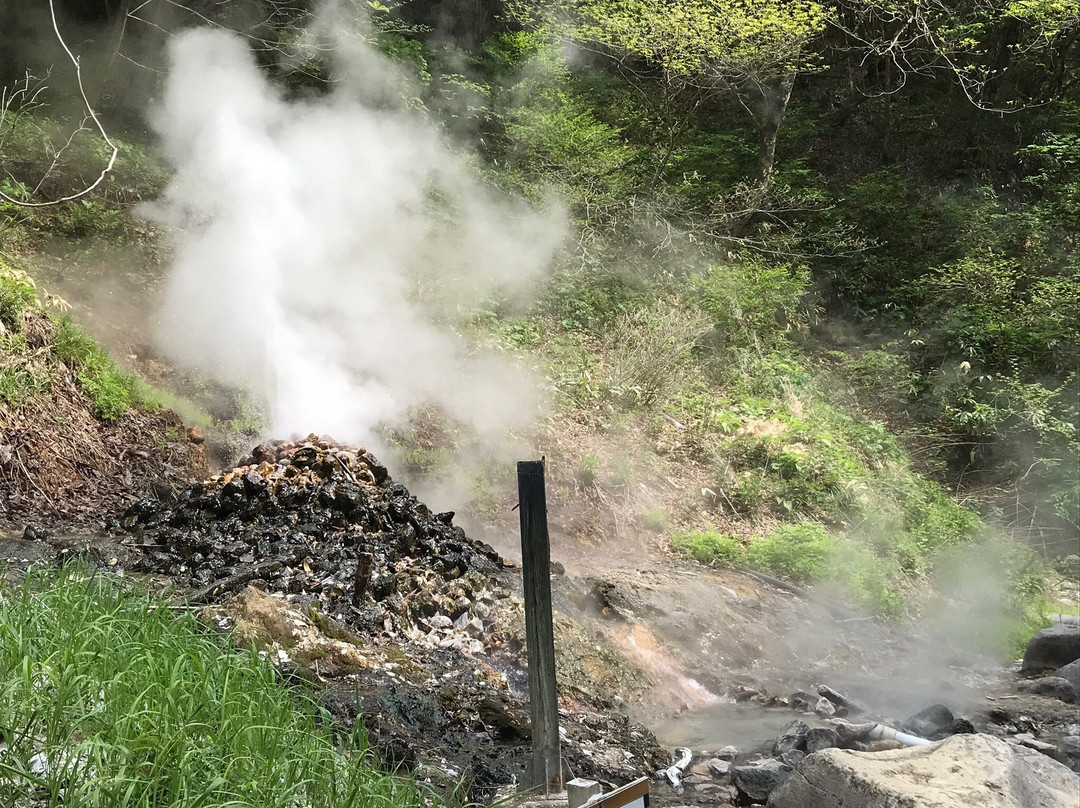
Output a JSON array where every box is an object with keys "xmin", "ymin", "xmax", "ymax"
[{"xmin": 654, "ymin": 703, "xmax": 828, "ymax": 752}]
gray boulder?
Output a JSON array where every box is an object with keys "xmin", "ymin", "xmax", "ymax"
[
  {"xmin": 1022, "ymin": 623, "xmax": 1080, "ymax": 673},
  {"xmin": 773, "ymin": 719, "xmax": 811, "ymax": 755},
  {"xmin": 1017, "ymin": 676, "xmax": 1077, "ymax": 703},
  {"xmin": 1053, "ymin": 659, "xmax": 1080, "ymax": 700},
  {"xmin": 805, "ymin": 727, "xmax": 839, "ymax": 753},
  {"xmin": 767, "ymin": 733, "xmax": 1079, "ymax": 808},
  {"xmin": 733, "ymin": 757, "xmax": 793, "ymax": 802}
]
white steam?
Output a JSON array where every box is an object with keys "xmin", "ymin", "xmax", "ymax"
[{"xmin": 148, "ymin": 27, "xmax": 562, "ymax": 450}]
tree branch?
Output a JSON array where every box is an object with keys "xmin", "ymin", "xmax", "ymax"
[{"xmin": 0, "ymin": 0, "xmax": 119, "ymax": 208}]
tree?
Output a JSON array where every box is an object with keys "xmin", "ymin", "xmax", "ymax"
[
  {"xmin": 511, "ymin": 0, "xmax": 827, "ymax": 232},
  {"xmin": 827, "ymin": 0, "xmax": 1080, "ymax": 109},
  {"xmin": 0, "ymin": 0, "xmax": 117, "ymax": 207}
]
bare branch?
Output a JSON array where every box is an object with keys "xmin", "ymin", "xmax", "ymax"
[{"xmin": 0, "ymin": 0, "xmax": 119, "ymax": 208}]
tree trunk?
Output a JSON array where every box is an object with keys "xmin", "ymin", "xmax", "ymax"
[{"xmin": 730, "ymin": 71, "xmax": 796, "ymax": 237}]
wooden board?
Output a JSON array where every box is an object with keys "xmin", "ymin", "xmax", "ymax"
[{"xmin": 592, "ymin": 777, "xmax": 649, "ymax": 808}]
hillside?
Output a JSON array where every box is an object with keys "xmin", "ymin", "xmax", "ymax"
[{"xmin": 0, "ymin": 1, "xmax": 1078, "ymax": 805}]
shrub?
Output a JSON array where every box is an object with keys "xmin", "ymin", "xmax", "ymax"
[
  {"xmin": 744, "ymin": 522, "xmax": 834, "ymax": 584},
  {"xmin": 0, "ymin": 258, "xmax": 38, "ymax": 330},
  {"xmin": 575, "ymin": 455, "xmax": 601, "ymax": 486},
  {"xmin": 697, "ymin": 255, "xmax": 812, "ymax": 358},
  {"xmin": 825, "ymin": 538, "xmax": 905, "ymax": 617},
  {"xmin": 638, "ymin": 507, "xmax": 670, "ymax": 532},
  {"xmin": 52, "ymin": 199, "xmax": 122, "ymax": 238},
  {"xmin": 601, "ymin": 300, "xmax": 708, "ymax": 408},
  {"xmin": 672, "ymin": 529, "xmax": 743, "ymax": 567}
]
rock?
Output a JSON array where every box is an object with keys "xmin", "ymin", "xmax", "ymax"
[
  {"xmin": 187, "ymin": 426, "xmax": 205, "ymax": 444},
  {"xmin": 904, "ymin": 704, "xmax": 954, "ymax": 739},
  {"xmin": 705, "ymin": 758, "xmax": 731, "ymax": 777},
  {"xmin": 1017, "ymin": 676, "xmax": 1077, "ymax": 703},
  {"xmin": 804, "ymin": 727, "xmax": 838, "ymax": 753},
  {"xmin": 1022, "ymin": 623, "xmax": 1080, "ymax": 673},
  {"xmin": 732, "ymin": 757, "xmax": 792, "ymax": 802},
  {"xmin": 767, "ymin": 733, "xmax": 1079, "ymax": 808},
  {"xmin": 813, "ymin": 697, "xmax": 835, "ymax": 718},
  {"xmin": 22, "ymin": 523, "xmax": 48, "ymax": 541},
  {"xmin": 1052, "ymin": 659, "xmax": 1080, "ymax": 701},
  {"xmin": 773, "ymin": 719, "xmax": 811, "ymax": 755},
  {"xmin": 778, "ymin": 750, "xmax": 805, "ymax": 767},
  {"xmin": 717, "ymin": 745, "xmax": 739, "ymax": 761}
]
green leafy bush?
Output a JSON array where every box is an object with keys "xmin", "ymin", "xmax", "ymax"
[
  {"xmin": 672, "ymin": 529, "xmax": 743, "ymax": 566},
  {"xmin": 744, "ymin": 521, "xmax": 834, "ymax": 583},
  {"xmin": 638, "ymin": 507, "xmax": 670, "ymax": 532},
  {"xmin": 0, "ymin": 257, "xmax": 38, "ymax": 330},
  {"xmin": 575, "ymin": 455, "xmax": 601, "ymax": 486},
  {"xmin": 697, "ymin": 255, "xmax": 812, "ymax": 358}
]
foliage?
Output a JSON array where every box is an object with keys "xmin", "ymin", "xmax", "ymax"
[
  {"xmin": 601, "ymin": 300, "xmax": 708, "ymax": 407},
  {"xmin": 0, "ymin": 567, "xmax": 433, "ymax": 808},
  {"xmin": 671, "ymin": 522, "xmax": 905, "ymax": 614},
  {"xmin": 0, "ymin": 257, "xmax": 38, "ymax": 330},
  {"xmin": 696, "ymin": 256, "xmax": 812, "ymax": 362},
  {"xmin": 516, "ymin": 0, "xmax": 826, "ymax": 79},
  {"xmin": 638, "ymin": 506, "xmax": 670, "ymax": 532},
  {"xmin": 575, "ymin": 454, "xmax": 602, "ymax": 486},
  {"xmin": 743, "ymin": 521, "xmax": 832, "ymax": 582},
  {"xmin": 672, "ymin": 529, "xmax": 743, "ymax": 566}
]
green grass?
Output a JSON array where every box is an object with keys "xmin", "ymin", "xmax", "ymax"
[
  {"xmin": 672, "ymin": 529, "xmax": 743, "ymax": 566},
  {"xmin": 0, "ymin": 567, "xmax": 434, "ymax": 808},
  {"xmin": 53, "ymin": 317, "xmax": 143, "ymax": 420},
  {"xmin": 0, "ymin": 360, "xmax": 49, "ymax": 407}
]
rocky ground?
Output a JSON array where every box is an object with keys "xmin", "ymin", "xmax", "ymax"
[{"xmin": 1, "ymin": 434, "xmax": 1077, "ymax": 806}]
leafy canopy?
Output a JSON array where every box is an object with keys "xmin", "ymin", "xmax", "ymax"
[{"xmin": 512, "ymin": 0, "xmax": 827, "ymax": 81}]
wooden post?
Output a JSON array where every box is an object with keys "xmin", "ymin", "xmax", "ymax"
[{"xmin": 518, "ymin": 460, "xmax": 562, "ymax": 794}]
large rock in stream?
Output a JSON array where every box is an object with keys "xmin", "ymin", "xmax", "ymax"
[
  {"xmin": 1021, "ymin": 623, "xmax": 1080, "ymax": 673},
  {"xmin": 767, "ymin": 733, "xmax": 1079, "ymax": 808}
]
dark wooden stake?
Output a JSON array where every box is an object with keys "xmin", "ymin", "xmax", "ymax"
[
  {"xmin": 353, "ymin": 552, "xmax": 374, "ymax": 606},
  {"xmin": 518, "ymin": 459, "xmax": 562, "ymax": 794}
]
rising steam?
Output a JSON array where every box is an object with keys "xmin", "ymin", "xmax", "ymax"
[{"xmin": 147, "ymin": 25, "xmax": 562, "ymax": 452}]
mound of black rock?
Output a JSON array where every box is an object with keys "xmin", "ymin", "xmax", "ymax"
[{"xmin": 118, "ymin": 435, "xmax": 505, "ymax": 641}]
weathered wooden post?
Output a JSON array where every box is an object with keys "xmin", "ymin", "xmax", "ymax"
[{"xmin": 517, "ymin": 459, "xmax": 562, "ymax": 794}]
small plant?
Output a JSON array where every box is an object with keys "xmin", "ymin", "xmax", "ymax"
[
  {"xmin": 575, "ymin": 454, "xmax": 601, "ymax": 486},
  {"xmin": 638, "ymin": 507, "xmax": 670, "ymax": 532},
  {"xmin": 53, "ymin": 199, "xmax": 122, "ymax": 238},
  {"xmin": 744, "ymin": 522, "xmax": 835, "ymax": 584},
  {"xmin": 0, "ymin": 361, "xmax": 48, "ymax": 407},
  {"xmin": 672, "ymin": 529, "xmax": 743, "ymax": 566},
  {"xmin": 0, "ymin": 257, "xmax": 38, "ymax": 330}
]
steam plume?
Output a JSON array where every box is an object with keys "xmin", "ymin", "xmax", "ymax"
[{"xmin": 147, "ymin": 27, "xmax": 562, "ymax": 453}]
